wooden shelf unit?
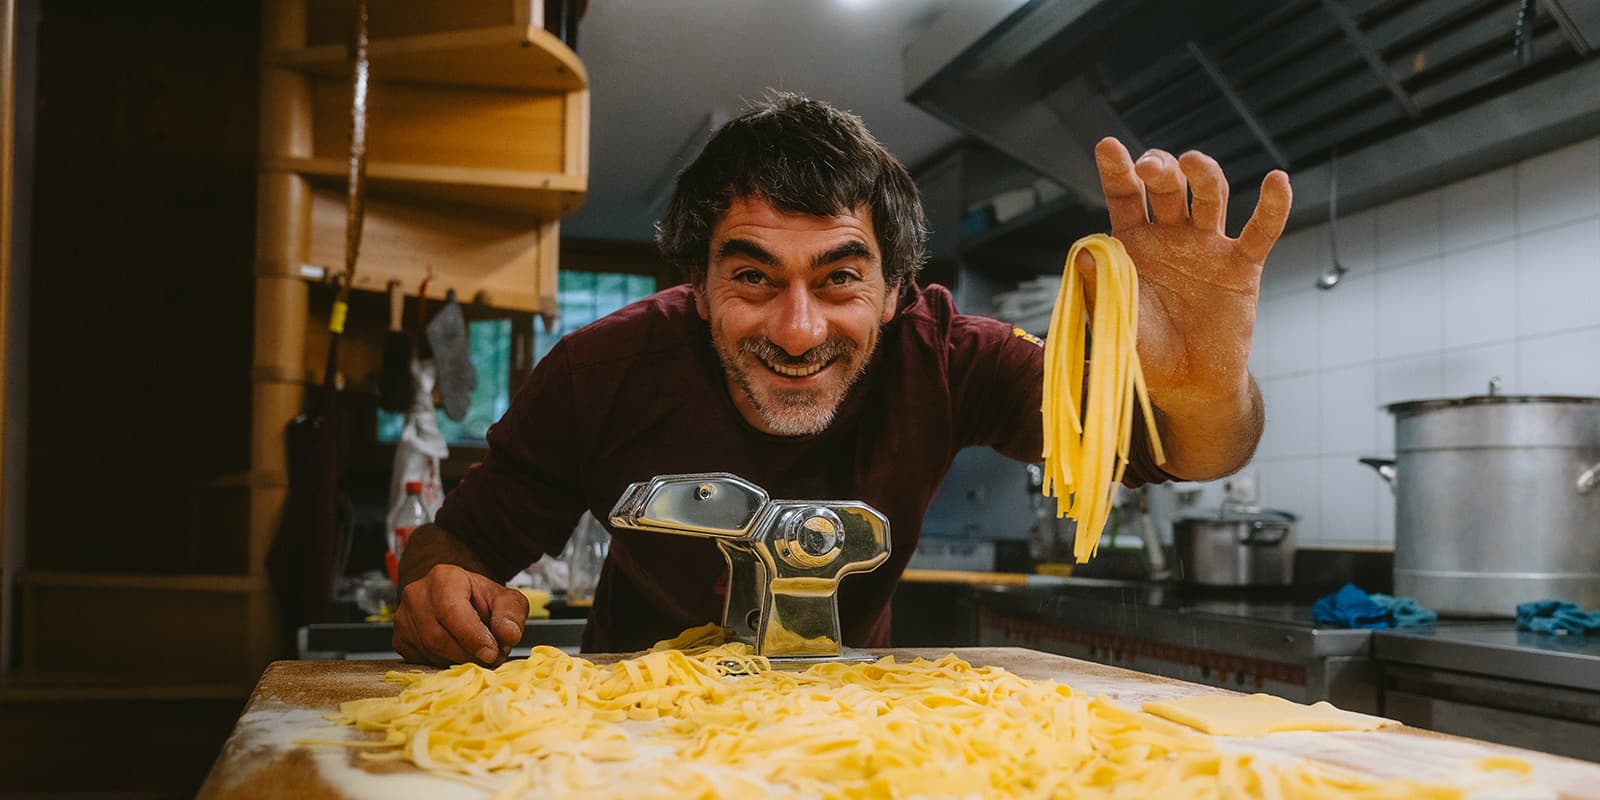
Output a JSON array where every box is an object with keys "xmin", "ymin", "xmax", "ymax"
[
  {"xmin": 1, "ymin": 0, "xmax": 16, "ymax": 677},
  {"xmin": 0, "ymin": 678, "xmax": 255, "ymax": 703},
  {"xmin": 264, "ymin": 0, "xmax": 588, "ymax": 315},
  {"xmin": 227, "ymin": 0, "xmax": 591, "ymax": 680},
  {"xmin": 273, "ymin": 157, "xmax": 587, "ymax": 217},
  {"xmin": 266, "ymin": 23, "xmax": 587, "ymax": 92},
  {"xmin": 19, "ymin": 572, "xmax": 269, "ymax": 685},
  {"xmin": 300, "ymin": 183, "xmax": 563, "ymax": 310}
]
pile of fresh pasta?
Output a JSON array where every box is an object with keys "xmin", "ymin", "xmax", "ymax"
[
  {"xmin": 312, "ymin": 625, "xmax": 1528, "ymax": 799},
  {"xmin": 1042, "ymin": 233, "xmax": 1167, "ymax": 563}
]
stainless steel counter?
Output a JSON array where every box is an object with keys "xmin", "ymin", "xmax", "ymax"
[
  {"xmin": 1374, "ymin": 624, "xmax": 1600, "ymax": 693},
  {"xmin": 975, "ymin": 583, "xmax": 1373, "ymax": 659},
  {"xmin": 1374, "ymin": 623, "xmax": 1600, "ymax": 762},
  {"xmin": 970, "ymin": 582, "xmax": 1600, "ymax": 762},
  {"xmin": 971, "ymin": 582, "xmax": 1379, "ymax": 711}
]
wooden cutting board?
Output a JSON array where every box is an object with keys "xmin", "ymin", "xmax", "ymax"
[{"xmin": 197, "ymin": 647, "xmax": 1600, "ymax": 799}]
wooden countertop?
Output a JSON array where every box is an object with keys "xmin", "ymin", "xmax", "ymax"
[
  {"xmin": 900, "ymin": 568, "xmax": 1041, "ymax": 585},
  {"xmin": 198, "ymin": 647, "xmax": 1600, "ymax": 799}
]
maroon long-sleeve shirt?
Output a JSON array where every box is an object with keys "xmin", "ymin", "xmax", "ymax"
[{"xmin": 435, "ymin": 283, "xmax": 1168, "ymax": 652}]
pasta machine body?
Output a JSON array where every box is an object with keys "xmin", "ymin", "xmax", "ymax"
[{"xmin": 609, "ymin": 472, "xmax": 891, "ymax": 667}]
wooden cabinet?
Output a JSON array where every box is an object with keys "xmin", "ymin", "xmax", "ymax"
[
  {"xmin": 0, "ymin": 4, "xmax": 590, "ymax": 795},
  {"xmin": 263, "ymin": 0, "xmax": 588, "ymax": 313},
  {"xmin": 0, "ymin": 0, "xmax": 15, "ymax": 680},
  {"xmin": 241, "ymin": 0, "xmax": 590, "ymax": 677},
  {"xmin": 8, "ymin": 0, "xmax": 589, "ymax": 700}
]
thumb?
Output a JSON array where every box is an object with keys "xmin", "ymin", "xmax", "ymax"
[
  {"xmin": 486, "ymin": 585, "xmax": 529, "ymax": 648},
  {"xmin": 1074, "ymin": 247, "xmax": 1097, "ymax": 278},
  {"xmin": 1073, "ymin": 247, "xmax": 1099, "ymax": 317}
]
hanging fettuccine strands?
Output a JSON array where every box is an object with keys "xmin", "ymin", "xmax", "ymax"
[{"xmin": 1041, "ymin": 234, "xmax": 1166, "ymax": 563}]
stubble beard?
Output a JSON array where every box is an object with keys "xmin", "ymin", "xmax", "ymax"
[{"xmin": 715, "ymin": 335, "xmax": 874, "ymax": 436}]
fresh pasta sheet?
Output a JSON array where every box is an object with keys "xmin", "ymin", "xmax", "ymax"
[{"xmin": 1144, "ymin": 693, "xmax": 1393, "ymax": 736}]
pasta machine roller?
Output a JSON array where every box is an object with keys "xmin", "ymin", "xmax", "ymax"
[{"xmin": 609, "ymin": 472, "xmax": 890, "ymax": 667}]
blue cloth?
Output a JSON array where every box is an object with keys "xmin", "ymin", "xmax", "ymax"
[
  {"xmin": 1369, "ymin": 593, "xmax": 1438, "ymax": 628},
  {"xmin": 1313, "ymin": 583, "xmax": 1392, "ymax": 629},
  {"xmin": 1516, "ymin": 600, "xmax": 1600, "ymax": 636}
]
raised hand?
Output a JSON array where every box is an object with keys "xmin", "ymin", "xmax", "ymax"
[{"xmin": 1080, "ymin": 138, "xmax": 1291, "ymax": 408}]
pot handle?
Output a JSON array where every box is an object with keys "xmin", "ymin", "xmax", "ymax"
[
  {"xmin": 1578, "ymin": 462, "xmax": 1600, "ymax": 495},
  {"xmin": 1359, "ymin": 457, "xmax": 1397, "ymax": 494},
  {"xmin": 1239, "ymin": 522, "xmax": 1289, "ymax": 545}
]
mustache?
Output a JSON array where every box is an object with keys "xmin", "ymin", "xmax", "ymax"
[{"xmin": 736, "ymin": 336, "xmax": 853, "ymax": 366}]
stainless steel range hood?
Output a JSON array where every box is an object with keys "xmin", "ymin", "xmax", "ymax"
[{"xmin": 907, "ymin": 0, "xmax": 1600, "ymax": 229}]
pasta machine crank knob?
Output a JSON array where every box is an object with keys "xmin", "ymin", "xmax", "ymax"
[{"xmin": 777, "ymin": 507, "xmax": 844, "ymax": 569}]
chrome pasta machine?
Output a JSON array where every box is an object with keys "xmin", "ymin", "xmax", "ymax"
[{"xmin": 609, "ymin": 473, "xmax": 891, "ymax": 667}]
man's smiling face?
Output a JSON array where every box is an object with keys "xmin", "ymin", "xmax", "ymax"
[{"xmin": 696, "ymin": 195, "xmax": 898, "ymax": 437}]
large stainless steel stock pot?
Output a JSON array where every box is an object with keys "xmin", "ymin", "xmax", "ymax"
[{"xmin": 1362, "ymin": 389, "xmax": 1600, "ymax": 616}]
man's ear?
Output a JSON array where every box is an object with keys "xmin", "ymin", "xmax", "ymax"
[
  {"xmin": 880, "ymin": 281, "xmax": 901, "ymax": 324},
  {"xmin": 693, "ymin": 280, "xmax": 711, "ymax": 321}
]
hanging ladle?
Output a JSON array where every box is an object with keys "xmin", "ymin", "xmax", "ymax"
[{"xmin": 1315, "ymin": 146, "xmax": 1347, "ymax": 290}]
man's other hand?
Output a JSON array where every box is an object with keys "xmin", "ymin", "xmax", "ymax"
[{"xmin": 393, "ymin": 564, "xmax": 528, "ymax": 667}]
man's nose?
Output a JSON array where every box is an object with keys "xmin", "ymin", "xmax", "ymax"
[{"xmin": 768, "ymin": 283, "xmax": 828, "ymax": 356}]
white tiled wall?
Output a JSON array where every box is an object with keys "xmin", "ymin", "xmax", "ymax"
[{"xmin": 1240, "ymin": 135, "xmax": 1600, "ymax": 548}]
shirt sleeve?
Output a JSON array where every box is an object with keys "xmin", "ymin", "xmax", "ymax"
[
  {"xmin": 949, "ymin": 315, "xmax": 1172, "ymax": 488},
  {"xmin": 433, "ymin": 341, "xmax": 588, "ymax": 582}
]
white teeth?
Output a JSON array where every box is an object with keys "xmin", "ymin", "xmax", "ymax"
[{"xmin": 768, "ymin": 360, "xmax": 825, "ymax": 378}]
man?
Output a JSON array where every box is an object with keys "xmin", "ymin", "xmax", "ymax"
[{"xmin": 393, "ymin": 93, "xmax": 1290, "ymax": 667}]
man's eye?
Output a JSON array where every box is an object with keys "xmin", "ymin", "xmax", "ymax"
[
  {"xmin": 827, "ymin": 271, "xmax": 860, "ymax": 286},
  {"xmin": 733, "ymin": 271, "xmax": 767, "ymax": 286}
]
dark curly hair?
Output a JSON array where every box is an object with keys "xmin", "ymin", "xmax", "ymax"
[{"xmin": 656, "ymin": 91, "xmax": 928, "ymax": 291}]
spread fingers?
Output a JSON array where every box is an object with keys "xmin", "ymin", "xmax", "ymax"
[
  {"xmin": 1238, "ymin": 170, "xmax": 1294, "ymax": 265},
  {"xmin": 1134, "ymin": 149, "xmax": 1190, "ymax": 226},
  {"xmin": 1180, "ymin": 150, "xmax": 1228, "ymax": 233},
  {"xmin": 1094, "ymin": 137, "xmax": 1149, "ymax": 231}
]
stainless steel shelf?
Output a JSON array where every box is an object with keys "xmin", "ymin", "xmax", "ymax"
[
  {"xmin": 973, "ymin": 584, "xmax": 1373, "ymax": 661},
  {"xmin": 1374, "ymin": 624, "xmax": 1600, "ymax": 694},
  {"xmin": 297, "ymin": 618, "xmax": 587, "ymax": 660}
]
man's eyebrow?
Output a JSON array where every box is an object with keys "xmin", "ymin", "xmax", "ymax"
[
  {"xmin": 812, "ymin": 240, "xmax": 874, "ymax": 269},
  {"xmin": 715, "ymin": 238, "xmax": 778, "ymax": 266},
  {"xmin": 716, "ymin": 238, "xmax": 875, "ymax": 271}
]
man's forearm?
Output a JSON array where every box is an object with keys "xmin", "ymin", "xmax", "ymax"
[
  {"xmin": 1149, "ymin": 375, "xmax": 1263, "ymax": 482},
  {"xmin": 398, "ymin": 524, "xmax": 497, "ymax": 590}
]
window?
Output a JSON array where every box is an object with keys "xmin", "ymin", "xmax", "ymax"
[
  {"xmin": 534, "ymin": 270, "xmax": 658, "ymax": 363},
  {"xmin": 377, "ymin": 271, "xmax": 657, "ymax": 447}
]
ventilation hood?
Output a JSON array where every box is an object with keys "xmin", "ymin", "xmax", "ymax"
[{"xmin": 907, "ymin": 0, "xmax": 1600, "ymax": 228}]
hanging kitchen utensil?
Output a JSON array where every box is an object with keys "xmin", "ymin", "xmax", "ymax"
[
  {"xmin": 387, "ymin": 356, "xmax": 448, "ymax": 522},
  {"xmin": 268, "ymin": 0, "xmax": 370, "ymax": 635},
  {"xmin": 415, "ymin": 266, "xmax": 434, "ymax": 355},
  {"xmin": 1315, "ymin": 146, "xmax": 1347, "ymax": 290},
  {"xmin": 427, "ymin": 287, "xmax": 477, "ymax": 422},
  {"xmin": 378, "ymin": 278, "xmax": 412, "ymax": 411}
]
